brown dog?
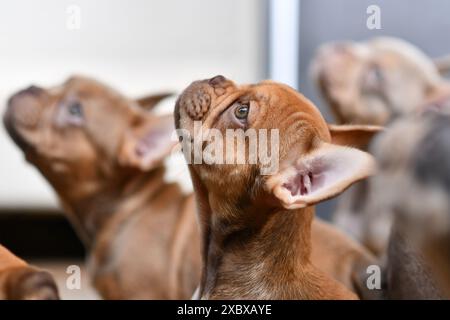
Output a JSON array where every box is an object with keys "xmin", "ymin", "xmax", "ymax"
[
  {"xmin": 174, "ymin": 76, "xmax": 379, "ymax": 299},
  {"xmin": 0, "ymin": 245, "xmax": 59, "ymax": 300},
  {"xmin": 5, "ymin": 76, "xmax": 377, "ymax": 299},
  {"xmin": 3, "ymin": 76, "xmax": 201, "ymax": 299}
]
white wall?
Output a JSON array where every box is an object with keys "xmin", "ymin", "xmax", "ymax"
[{"xmin": 0, "ymin": 0, "xmax": 267, "ymax": 208}]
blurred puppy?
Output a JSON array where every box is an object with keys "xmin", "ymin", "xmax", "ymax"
[
  {"xmin": 3, "ymin": 76, "xmax": 201, "ymax": 299},
  {"xmin": 175, "ymin": 76, "xmax": 379, "ymax": 299},
  {"xmin": 312, "ymin": 37, "xmax": 450, "ymax": 254},
  {"xmin": 311, "ymin": 37, "xmax": 446, "ymax": 125},
  {"xmin": 0, "ymin": 245, "xmax": 59, "ymax": 300},
  {"xmin": 366, "ymin": 112, "xmax": 450, "ymax": 298}
]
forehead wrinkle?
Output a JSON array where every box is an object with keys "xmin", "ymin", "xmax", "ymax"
[{"xmin": 201, "ymin": 90, "xmax": 247, "ymax": 130}]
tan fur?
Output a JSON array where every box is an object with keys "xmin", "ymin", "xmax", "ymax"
[
  {"xmin": 4, "ymin": 76, "xmax": 201, "ymax": 299},
  {"xmin": 175, "ymin": 76, "xmax": 377, "ymax": 299},
  {"xmin": 0, "ymin": 245, "xmax": 59, "ymax": 300}
]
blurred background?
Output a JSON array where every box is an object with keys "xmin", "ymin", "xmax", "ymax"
[{"xmin": 0, "ymin": 0, "xmax": 449, "ymax": 299}]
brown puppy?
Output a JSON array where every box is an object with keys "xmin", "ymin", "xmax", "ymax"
[
  {"xmin": 175, "ymin": 76, "xmax": 378, "ymax": 299},
  {"xmin": 3, "ymin": 76, "xmax": 201, "ymax": 299},
  {"xmin": 0, "ymin": 245, "xmax": 59, "ymax": 300}
]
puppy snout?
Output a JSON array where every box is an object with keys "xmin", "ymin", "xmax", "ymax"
[
  {"xmin": 184, "ymin": 89, "xmax": 211, "ymax": 121},
  {"xmin": 208, "ymin": 75, "xmax": 226, "ymax": 87},
  {"xmin": 177, "ymin": 81, "xmax": 212, "ymax": 121},
  {"xmin": 5, "ymin": 86, "xmax": 45, "ymax": 129}
]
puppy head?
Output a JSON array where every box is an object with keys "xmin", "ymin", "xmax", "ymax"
[
  {"xmin": 311, "ymin": 37, "xmax": 442, "ymax": 125},
  {"xmin": 4, "ymin": 76, "xmax": 175, "ymax": 202},
  {"xmin": 175, "ymin": 76, "xmax": 378, "ymax": 219}
]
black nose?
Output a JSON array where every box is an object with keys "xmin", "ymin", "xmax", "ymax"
[{"xmin": 208, "ymin": 75, "xmax": 226, "ymax": 86}]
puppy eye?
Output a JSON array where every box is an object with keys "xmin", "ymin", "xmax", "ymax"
[
  {"xmin": 234, "ymin": 103, "xmax": 249, "ymax": 120},
  {"xmin": 68, "ymin": 102, "xmax": 83, "ymax": 118},
  {"xmin": 371, "ymin": 65, "xmax": 383, "ymax": 82}
]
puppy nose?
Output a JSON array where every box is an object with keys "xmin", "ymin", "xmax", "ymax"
[{"xmin": 209, "ymin": 75, "xmax": 226, "ymax": 87}]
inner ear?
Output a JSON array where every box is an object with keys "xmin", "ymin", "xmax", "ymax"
[
  {"xmin": 266, "ymin": 143, "xmax": 376, "ymax": 210},
  {"xmin": 328, "ymin": 124, "xmax": 383, "ymax": 151},
  {"xmin": 119, "ymin": 114, "xmax": 177, "ymax": 171},
  {"xmin": 135, "ymin": 92, "xmax": 174, "ymax": 111}
]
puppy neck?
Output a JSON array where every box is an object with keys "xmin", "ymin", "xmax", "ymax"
[
  {"xmin": 198, "ymin": 192, "xmax": 316, "ymax": 299},
  {"xmin": 61, "ymin": 166, "xmax": 168, "ymax": 247}
]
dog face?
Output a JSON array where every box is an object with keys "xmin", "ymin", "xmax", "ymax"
[
  {"xmin": 175, "ymin": 76, "xmax": 378, "ymax": 217},
  {"xmin": 312, "ymin": 37, "xmax": 442, "ymax": 125},
  {"xmin": 4, "ymin": 76, "xmax": 175, "ymax": 202}
]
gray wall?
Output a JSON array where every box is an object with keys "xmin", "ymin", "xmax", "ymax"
[{"xmin": 298, "ymin": 0, "xmax": 450, "ymax": 218}]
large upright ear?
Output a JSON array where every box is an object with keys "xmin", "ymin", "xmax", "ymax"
[
  {"xmin": 328, "ymin": 124, "xmax": 383, "ymax": 151},
  {"xmin": 135, "ymin": 92, "xmax": 174, "ymax": 111},
  {"xmin": 433, "ymin": 55, "xmax": 450, "ymax": 75},
  {"xmin": 118, "ymin": 114, "xmax": 177, "ymax": 171},
  {"xmin": 266, "ymin": 142, "xmax": 376, "ymax": 210}
]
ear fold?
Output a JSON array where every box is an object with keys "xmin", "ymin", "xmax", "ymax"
[
  {"xmin": 119, "ymin": 114, "xmax": 177, "ymax": 171},
  {"xmin": 328, "ymin": 124, "xmax": 383, "ymax": 151},
  {"xmin": 266, "ymin": 142, "xmax": 376, "ymax": 210},
  {"xmin": 135, "ymin": 92, "xmax": 174, "ymax": 111},
  {"xmin": 433, "ymin": 55, "xmax": 450, "ymax": 75}
]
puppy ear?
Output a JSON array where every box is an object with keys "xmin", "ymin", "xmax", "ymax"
[
  {"xmin": 119, "ymin": 114, "xmax": 177, "ymax": 171},
  {"xmin": 266, "ymin": 142, "xmax": 376, "ymax": 210},
  {"xmin": 135, "ymin": 93, "xmax": 174, "ymax": 111},
  {"xmin": 328, "ymin": 124, "xmax": 383, "ymax": 151}
]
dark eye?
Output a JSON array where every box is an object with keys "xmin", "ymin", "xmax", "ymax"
[
  {"xmin": 234, "ymin": 103, "xmax": 249, "ymax": 120},
  {"xmin": 371, "ymin": 65, "xmax": 383, "ymax": 82},
  {"xmin": 68, "ymin": 102, "xmax": 83, "ymax": 118}
]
